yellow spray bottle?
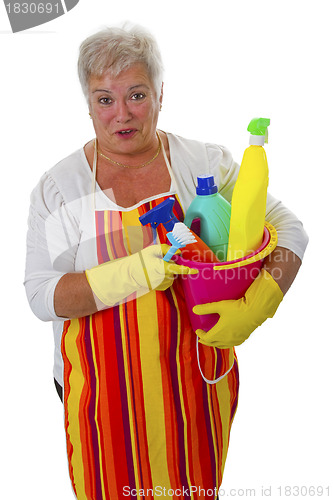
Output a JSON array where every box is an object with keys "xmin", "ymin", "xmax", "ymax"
[{"xmin": 226, "ymin": 118, "xmax": 270, "ymax": 261}]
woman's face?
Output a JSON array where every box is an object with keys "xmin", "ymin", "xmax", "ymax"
[{"xmin": 88, "ymin": 63, "xmax": 162, "ymax": 157}]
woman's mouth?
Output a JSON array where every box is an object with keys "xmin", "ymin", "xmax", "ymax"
[{"xmin": 115, "ymin": 129, "xmax": 137, "ymax": 138}]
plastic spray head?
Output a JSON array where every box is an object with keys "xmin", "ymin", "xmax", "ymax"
[
  {"xmin": 138, "ymin": 197, "xmax": 179, "ymax": 231},
  {"xmin": 247, "ymin": 117, "xmax": 270, "ymax": 146}
]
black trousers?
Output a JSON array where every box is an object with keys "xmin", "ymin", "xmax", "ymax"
[{"xmin": 54, "ymin": 378, "xmax": 63, "ymax": 402}]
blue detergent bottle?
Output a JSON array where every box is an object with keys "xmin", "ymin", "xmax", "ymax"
[{"xmin": 184, "ymin": 175, "xmax": 231, "ymax": 262}]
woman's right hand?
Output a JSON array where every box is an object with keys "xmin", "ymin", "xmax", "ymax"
[{"xmin": 85, "ymin": 244, "xmax": 197, "ymax": 307}]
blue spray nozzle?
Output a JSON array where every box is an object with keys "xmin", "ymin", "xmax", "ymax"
[
  {"xmin": 196, "ymin": 175, "xmax": 218, "ymax": 195},
  {"xmin": 138, "ymin": 197, "xmax": 178, "ymax": 231}
]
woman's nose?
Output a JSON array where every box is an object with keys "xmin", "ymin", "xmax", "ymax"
[{"xmin": 116, "ymin": 100, "xmax": 132, "ymax": 122}]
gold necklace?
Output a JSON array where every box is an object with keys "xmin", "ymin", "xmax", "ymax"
[{"xmin": 95, "ymin": 132, "xmax": 161, "ymax": 169}]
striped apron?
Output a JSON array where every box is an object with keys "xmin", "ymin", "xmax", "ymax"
[{"xmin": 61, "ymin": 140, "xmax": 239, "ymax": 500}]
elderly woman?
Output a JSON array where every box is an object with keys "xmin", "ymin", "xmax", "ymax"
[{"xmin": 25, "ymin": 24, "xmax": 308, "ymax": 500}]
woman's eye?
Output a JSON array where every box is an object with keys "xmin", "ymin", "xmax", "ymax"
[
  {"xmin": 131, "ymin": 92, "xmax": 145, "ymax": 101},
  {"xmin": 98, "ymin": 97, "xmax": 112, "ymax": 105}
]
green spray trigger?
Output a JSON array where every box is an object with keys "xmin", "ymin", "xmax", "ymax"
[{"xmin": 247, "ymin": 117, "xmax": 270, "ymax": 144}]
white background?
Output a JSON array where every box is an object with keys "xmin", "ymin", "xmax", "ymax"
[{"xmin": 1, "ymin": 0, "xmax": 332, "ymax": 498}]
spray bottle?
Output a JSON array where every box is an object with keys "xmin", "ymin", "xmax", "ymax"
[
  {"xmin": 139, "ymin": 197, "xmax": 220, "ymax": 263},
  {"xmin": 226, "ymin": 118, "xmax": 270, "ymax": 261},
  {"xmin": 184, "ymin": 175, "xmax": 231, "ymax": 262}
]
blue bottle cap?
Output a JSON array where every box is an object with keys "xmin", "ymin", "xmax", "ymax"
[{"xmin": 196, "ymin": 175, "xmax": 218, "ymax": 195}]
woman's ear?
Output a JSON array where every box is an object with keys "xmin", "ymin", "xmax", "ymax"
[{"xmin": 159, "ymin": 82, "xmax": 164, "ymax": 110}]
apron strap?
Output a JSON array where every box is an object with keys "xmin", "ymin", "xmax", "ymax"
[
  {"xmin": 91, "ymin": 138, "xmax": 98, "ymax": 210},
  {"xmin": 157, "ymin": 130, "xmax": 182, "ymax": 195}
]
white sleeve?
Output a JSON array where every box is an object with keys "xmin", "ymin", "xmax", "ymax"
[
  {"xmin": 264, "ymin": 193, "xmax": 309, "ymax": 260},
  {"xmin": 24, "ymin": 173, "xmax": 81, "ymax": 322},
  {"xmin": 207, "ymin": 143, "xmax": 309, "ymax": 261}
]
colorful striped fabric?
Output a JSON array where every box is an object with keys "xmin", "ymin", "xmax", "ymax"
[{"xmin": 61, "ymin": 195, "xmax": 239, "ymax": 499}]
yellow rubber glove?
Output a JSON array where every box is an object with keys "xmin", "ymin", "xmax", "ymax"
[
  {"xmin": 192, "ymin": 269, "xmax": 283, "ymax": 349},
  {"xmin": 86, "ymin": 244, "xmax": 197, "ymax": 307}
]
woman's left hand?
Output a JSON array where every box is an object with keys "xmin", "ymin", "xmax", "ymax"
[{"xmin": 192, "ymin": 269, "xmax": 283, "ymax": 349}]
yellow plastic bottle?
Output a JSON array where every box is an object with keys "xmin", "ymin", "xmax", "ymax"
[{"xmin": 226, "ymin": 118, "xmax": 270, "ymax": 261}]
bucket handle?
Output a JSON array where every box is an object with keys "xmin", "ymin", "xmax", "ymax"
[{"xmin": 196, "ymin": 337, "xmax": 235, "ymax": 384}]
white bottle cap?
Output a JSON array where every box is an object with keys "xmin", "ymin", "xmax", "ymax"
[{"xmin": 249, "ymin": 134, "xmax": 265, "ymax": 146}]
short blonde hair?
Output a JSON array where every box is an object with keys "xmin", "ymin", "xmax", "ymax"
[{"xmin": 78, "ymin": 24, "xmax": 164, "ymax": 102}]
